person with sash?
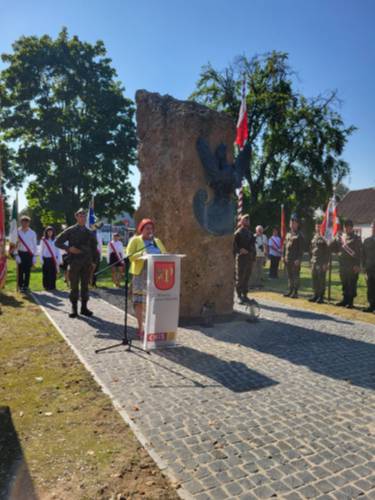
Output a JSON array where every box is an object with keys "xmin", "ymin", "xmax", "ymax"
[
  {"xmin": 55, "ymin": 208, "xmax": 98, "ymax": 318},
  {"xmin": 107, "ymin": 232, "xmax": 124, "ymax": 287},
  {"xmin": 14, "ymin": 215, "xmax": 37, "ymax": 292},
  {"xmin": 40, "ymin": 226, "xmax": 61, "ymax": 291},
  {"xmin": 330, "ymin": 219, "xmax": 362, "ymax": 308},
  {"xmin": 127, "ymin": 218, "xmax": 166, "ymax": 337},
  {"xmin": 268, "ymin": 227, "xmax": 282, "ymax": 279}
]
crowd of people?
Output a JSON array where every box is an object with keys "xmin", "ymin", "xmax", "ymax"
[
  {"xmin": 234, "ymin": 214, "xmax": 375, "ymax": 313},
  {"xmin": 9, "ymin": 209, "xmax": 375, "ymax": 333},
  {"xmin": 9, "ymin": 210, "xmax": 166, "ymax": 335}
]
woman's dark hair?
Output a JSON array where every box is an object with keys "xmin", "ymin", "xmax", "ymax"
[
  {"xmin": 43, "ymin": 226, "xmax": 56, "ymax": 239},
  {"xmin": 272, "ymin": 227, "xmax": 279, "ymax": 235}
]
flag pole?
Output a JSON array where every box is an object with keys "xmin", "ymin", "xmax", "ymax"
[
  {"xmin": 235, "ymin": 76, "xmax": 248, "ymax": 228},
  {"xmin": 325, "ymin": 187, "xmax": 337, "ymax": 303},
  {"xmin": 328, "ymin": 253, "xmax": 332, "ymax": 303},
  {"xmin": 15, "ymin": 191, "xmax": 19, "ymax": 293}
]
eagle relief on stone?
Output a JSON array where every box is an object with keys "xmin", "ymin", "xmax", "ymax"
[{"xmin": 194, "ymin": 137, "xmax": 251, "ymax": 235}]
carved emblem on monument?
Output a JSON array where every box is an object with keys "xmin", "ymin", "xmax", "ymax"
[{"xmin": 194, "ymin": 137, "xmax": 251, "ymax": 236}]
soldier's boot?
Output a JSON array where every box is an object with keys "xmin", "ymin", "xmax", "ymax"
[
  {"xmin": 345, "ymin": 299, "xmax": 354, "ymax": 309},
  {"xmin": 81, "ymin": 301, "xmax": 93, "ymax": 317},
  {"xmin": 363, "ymin": 304, "xmax": 375, "ymax": 313},
  {"xmin": 291, "ymin": 289, "xmax": 298, "ymax": 299},
  {"xmin": 336, "ymin": 297, "xmax": 347, "ymax": 307},
  {"xmin": 308, "ymin": 295, "xmax": 318, "ymax": 302},
  {"xmin": 69, "ymin": 301, "xmax": 78, "ymax": 318},
  {"xmin": 316, "ymin": 296, "xmax": 325, "ymax": 304},
  {"xmin": 283, "ymin": 289, "xmax": 293, "ymax": 297}
]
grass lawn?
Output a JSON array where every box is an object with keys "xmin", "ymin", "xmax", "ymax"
[
  {"xmin": 0, "ymin": 289, "xmax": 178, "ymax": 499},
  {"xmin": 251, "ymin": 257, "xmax": 375, "ymax": 325},
  {"xmin": 4, "ymin": 248, "xmax": 118, "ymax": 293}
]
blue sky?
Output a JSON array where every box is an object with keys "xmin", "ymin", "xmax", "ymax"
[{"xmin": 1, "ymin": 0, "xmax": 374, "ymax": 209}]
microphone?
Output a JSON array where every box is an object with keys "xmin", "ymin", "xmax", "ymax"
[{"xmin": 146, "ymin": 235, "xmax": 155, "ymax": 247}]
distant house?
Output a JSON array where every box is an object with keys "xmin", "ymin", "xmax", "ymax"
[
  {"xmin": 100, "ymin": 212, "xmax": 135, "ymax": 244},
  {"xmin": 337, "ymin": 188, "xmax": 375, "ymax": 240}
]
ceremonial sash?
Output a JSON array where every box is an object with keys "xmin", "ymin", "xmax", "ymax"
[
  {"xmin": 110, "ymin": 241, "xmax": 123, "ymax": 264},
  {"xmin": 18, "ymin": 232, "xmax": 34, "ymax": 256},
  {"xmin": 43, "ymin": 238, "xmax": 58, "ymax": 267},
  {"xmin": 340, "ymin": 236, "xmax": 355, "ymax": 257},
  {"xmin": 270, "ymin": 237, "xmax": 281, "ymax": 253}
]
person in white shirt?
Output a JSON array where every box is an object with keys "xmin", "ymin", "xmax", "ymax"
[
  {"xmin": 251, "ymin": 225, "xmax": 268, "ymax": 288},
  {"xmin": 40, "ymin": 226, "xmax": 61, "ymax": 291},
  {"xmin": 268, "ymin": 227, "xmax": 282, "ymax": 279},
  {"xmin": 107, "ymin": 233, "xmax": 124, "ymax": 287},
  {"xmin": 15, "ymin": 215, "xmax": 38, "ymax": 292}
]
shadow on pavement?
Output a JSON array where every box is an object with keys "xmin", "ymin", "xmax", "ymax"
[
  {"xmin": 153, "ymin": 346, "xmax": 277, "ymax": 393},
  {"xmin": 259, "ymin": 302, "xmax": 353, "ymax": 324},
  {"xmin": 197, "ymin": 315, "xmax": 375, "ymax": 391}
]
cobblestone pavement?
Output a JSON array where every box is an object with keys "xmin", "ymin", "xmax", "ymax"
[{"xmin": 34, "ymin": 290, "xmax": 375, "ymax": 499}]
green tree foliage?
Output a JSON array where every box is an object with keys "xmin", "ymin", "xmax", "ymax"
[
  {"xmin": 0, "ymin": 28, "xmax": 137, "ymax": 225},
  {"xmin": 0, "ymin": 143, "xmax": 21, "ymax": 190},
  {"xmin": 190, "ymin": 52, "xmax": 355, "ymax": 234},
  {"xmin": 335, "ymin": 181, "xmax": 350, "ymax": 201}
]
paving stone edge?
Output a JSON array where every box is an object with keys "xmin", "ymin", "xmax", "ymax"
[{"xmin": 31, "ymin": 293, "xmax": 192, "ymax": 500}]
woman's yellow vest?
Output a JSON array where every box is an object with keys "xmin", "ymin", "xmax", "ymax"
[{"xmin": 126, "ymin": 235, "xmax": 166, "ymax": 275}]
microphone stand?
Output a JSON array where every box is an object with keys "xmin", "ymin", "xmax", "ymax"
[{"xmin": 94, "ymin": 245, "xmax": 148, "ymax": 355}]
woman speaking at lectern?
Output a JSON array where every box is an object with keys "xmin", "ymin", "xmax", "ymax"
[{"xmin": 127, "ymin": 218, "xmax": 166, "ymax": 337}]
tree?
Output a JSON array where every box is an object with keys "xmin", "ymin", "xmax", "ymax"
[
  {"xmin": 335, "ymin": 181, "xmax": 350, "ymax": 201},
  {"xmin": 190, "ymin": 52, "xmax": 355, "ymax": 233},
  {"xmin": 0, "ymin": 28, "xmax": 137, "ymax": 225}
]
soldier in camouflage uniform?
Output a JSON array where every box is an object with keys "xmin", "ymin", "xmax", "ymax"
[
  {"xmin": 234, "ymin": 214, "xmax": 256, "ymax": 303},
  {"xmin": 56, "ymin": 208, "xmax": 98, "ymax": 318},
  {"xmin": 283, "ymin": 214, "xmax": 305, "ymax": 298},
  {"xmin": 329, "ymin": 219, "xmax": 362, "ymax": 309},
  {"xmin": 309, "ymin": 223, "xmax": 329, "ymax": 303},
  {"xmin": 362, "ymin": 220, "xmax": 375, "ymax": 313}
]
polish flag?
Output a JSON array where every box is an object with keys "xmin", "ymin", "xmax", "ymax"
[
  {"xmin": 235, "ymin": 80, "xmax": 248, "ymax": 149},
  {"xmin": 321, "ymin": 197, "xmax": 340, "ymax": 241}
]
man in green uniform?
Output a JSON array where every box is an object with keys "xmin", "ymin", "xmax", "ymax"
[
  {"xmin": 330, "ymin": 219, "xmax": 362, "ymax": 309},
  {"xmin": 362, "ymin": 220, "xmax": 375, "ymax": 312},
  {"xmin": 309, "ymin": 222, "xmax": 329, "ymax": 303},
  {"xmin": 283, "ymin": 214, "xmax": 305, "ymax": 298},
  {"xmin": 234, "ymin": 214, "xmax": 256, "ymax": 304},
  {"xmin": 56, "ymin": 208, "xmax": 98, "ymax": 318}
]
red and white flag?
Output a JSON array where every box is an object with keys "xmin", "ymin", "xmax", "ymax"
[
  {"xmin": 235, "ymin": 80, "xmax": 248, "ymax": 149},
  {"xmin": 321, "ymin": 197, "xmax": 339, "ymax": 242},
  {"xmin": 236, "ymin": 79, "xmax": 249, "ymax": 227}
]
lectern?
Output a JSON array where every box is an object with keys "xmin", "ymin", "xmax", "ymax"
[{"xmin": 141, "ymin": 253, "xmax": 185, "ymax": 350}]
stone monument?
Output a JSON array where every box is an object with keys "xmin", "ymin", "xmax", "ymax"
[{"xmin": 136, "ymin": 90, "xmax": 246, "ymax": 321}]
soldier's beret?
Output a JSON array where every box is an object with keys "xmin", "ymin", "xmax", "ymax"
[
  {"xmin": 75, "ymin": 208, "xmax": 87, "ymax": 216},
  {"xmin": 290, "ymin": 213, "xmax": 299, "ymax": 222},
  {"xmin": 344, "ymin": 219, "xmax": 353, "ymax": 227}
]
